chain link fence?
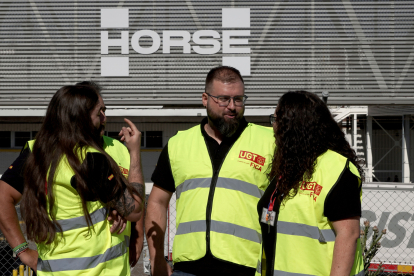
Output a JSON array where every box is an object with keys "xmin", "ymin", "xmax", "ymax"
[
  {"xmin": 166, "ymin": 193, "xmax": 176, "ymax": 261},
  {"xmin": 2, "ymin": 186, "xmax": 413, "ymax": 275},
  {"xmin": 0, "ymin": 236, "xmax": 22, "ymax": 276},
  {"xmin": 0, "ymin": 204, "xmax": 34, "ymax": 276},
  {"xmin": 361, "ymin": 186, "xmax": 414, "ymax": 275},
  {"xmin": 164, "ymin": 185, "xmax": 414, "ymax": 275}
]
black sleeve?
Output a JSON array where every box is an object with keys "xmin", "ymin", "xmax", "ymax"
[
  {"xmin": 151, "ymin": 143, "xmax": 176, "ymax": 193},
  {"xmin": 70, "ymin": 152, "xmax": 126, "ymax": 203},
  {"xmin": 0, "ymin": 147, "xmax": 31, "ymax": 194},
  {"xmin": 324, "ymin": 162, "xmax": 362, "ymax": 221}
]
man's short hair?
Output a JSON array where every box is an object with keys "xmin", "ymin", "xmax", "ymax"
[
  {"xmin": 75, "ymin": 81, "xmax": 102, "ymax": 93},
  {"xmin": 205, "ymin": 66, "xmax": 244, "ymax": 93}
]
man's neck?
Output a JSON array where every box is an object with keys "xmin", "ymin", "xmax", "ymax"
[{"xmin": 204, "ymin": 120, "xmax": 224, "ymax": 144}]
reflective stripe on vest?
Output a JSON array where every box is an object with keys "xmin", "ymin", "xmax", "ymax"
[
  {"xmin": 176, "ymin": 177, "xmax": 264, "ymax": 200},
  {"xmin": 38, "ymin": 236, "xmax": 130, "ymax": 272},
  {"xmin": 56, "ymin": 207, "xmax": 107, "ymax": 232},
  {"xmin": 178, "ymin": 220, "xmax": 335, "ymax": 246},
  {"xmin": 256, "ymin": 260, "xmax": 261, "ymax": 274},
  {"xmin": 255, "ymin": 261, "xmax": 364, "ymax": 276},
  {"xmin": 277, "ymin": 221, "xmax": 336, "ymax": 242},
  {"xmin": 176, "ymin": 220, "xmax": 262, "ymax": 244},
  {"xmin": 273, "ymin": 270, "xmax": 314, "ymax": 276}
]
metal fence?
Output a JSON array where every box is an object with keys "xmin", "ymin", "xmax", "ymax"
[
  {"xmin": 166, "ymin": 193, "xmax": 177, "ymax": 261},
  {"xmin": 2, "ymin": 185, "xmax": 413, "ymax": 275},
  {"xmin": 165, "ymin": 184, "xmax": 414, "ymax": 275},
  {"xmin": 361, "ymin": 185, "xmax": 414, "ymax": 275},
  {"xmin": 0, "ymin": 236, "xmax": 22, "ymax": 276},
  {"xmin": 0, "ymin": 205, "xmax": 34, "ymax": 276}
]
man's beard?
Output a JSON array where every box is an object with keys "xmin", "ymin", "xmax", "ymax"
[
  {"xmin": 98, "ymin": 124, "xmax": 105, "ymax": 137},
  {"xmin": 207, "ymin": 105, "xmax": 244, "ymax": 138},
  {"xmin": 94, "ymin": 124, "xmax": 105, "ymax": 147},
  {"xmin": 93, "ymin": 124, "xmax": 105, "ymax": 137}
]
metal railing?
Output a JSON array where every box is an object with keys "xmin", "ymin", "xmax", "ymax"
[
  {"xmin": 2, "ymin": 184, "xmax": 413, "ymax": 275},
  {"xmin": 165, "ymin": 183, "xmax": 414, "ymax": 275}
]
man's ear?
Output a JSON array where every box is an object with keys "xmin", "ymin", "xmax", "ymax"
[{"xmin": 202, "ymin": 92, "xmax": 208, "ymax": 107}]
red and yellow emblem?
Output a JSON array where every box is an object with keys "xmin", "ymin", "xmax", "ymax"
[
  {"xmin": 300, "ymin": 181, "xmax": 323, "ymax": 202},
  {"xmin": 108, "ymin": 174, "xmax": 114, "ymax": 180},
  {"xmin": 119, "ymin": 166, "xmax": 129, "ymax": 177},
  {"xmin": 238, "ymin": 150, "xmax": 266, "ymax": 172}
]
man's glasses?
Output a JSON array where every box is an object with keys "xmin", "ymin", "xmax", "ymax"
[
  {"xmin": 269, "ymin": 114, "xmax": 276, "ymax": 125},
  {"xmin": 206, "ymin": 93, "xmax": 248, "ymax": 107}
]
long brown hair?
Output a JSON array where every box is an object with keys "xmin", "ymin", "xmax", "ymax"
[
  {"xmin": 21, "ymin": 85, "xmax": 136, "ymax": 244},
  {"xmin": 269, "ymin": 90, "xmax": 364, "ymax": 205}
]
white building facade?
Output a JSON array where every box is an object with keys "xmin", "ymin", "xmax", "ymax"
[{"xmin": 0, "ymin": 1, "xmax": 414, "ymax": 272}]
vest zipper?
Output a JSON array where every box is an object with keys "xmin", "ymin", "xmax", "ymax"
[
  {"xmin": 204, "ymin": 138, "xmax": 237, "ymax": 255},
  {"xmin": 205, "ymin": 151, "xmax": 232, "ymax": 254}
]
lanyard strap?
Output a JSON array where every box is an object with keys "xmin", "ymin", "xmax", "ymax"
[{"xmin": 268, "ymin": 176, "xmax": 281, "ymax": 212}]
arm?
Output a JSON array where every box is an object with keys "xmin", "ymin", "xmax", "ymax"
[
  {"xmin": 113, "ymin": 118, "xmax": 145, "ymax": 222},
  {"xmin": 330, "ymin": 216, "xmax": 361, "ymax": 276},
  {"xmin": 0, "ymin": 180, "xmax": 38, "ymax": 272},
  {"xmin": 129, "ymin": 215, "xmax": 145, "ymax": 267},
  {"xmin": 145, "ymin": 185, "xmax": 173, "ymax": 276}
]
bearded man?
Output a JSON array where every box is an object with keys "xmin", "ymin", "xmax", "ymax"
[{"xmin": 145, "ymin": 66, "xmax": 275, "ymax": 276}]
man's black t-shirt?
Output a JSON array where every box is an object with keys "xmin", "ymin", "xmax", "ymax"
[{"xmin": 152, "ymin": 117, "xmax": 257, "ymax": 276}]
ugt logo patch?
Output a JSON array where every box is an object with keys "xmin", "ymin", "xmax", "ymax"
[
  {"xmin": 300, "ymin": 181, "xmax": 323, "ymax": 202},
  {"xmin": 239, "ymin": 150, "xmax": 266, "ymax": 172},
  {"xmin": 119, "ymin": 166, "xmax": 129, "ymax": 177}
]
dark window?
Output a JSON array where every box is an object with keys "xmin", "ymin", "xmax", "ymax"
[
  {"xmin": 106, "ymin": 131, "xmax": 121, "ymax": 142},
  {"xmin": 141, "ymin": 131, "xmax": 145, "ymax": 147},
  {"xmin": 0, "ymin": 131, "xmax": 11, "ymax": 147},
  {"xmin": 15, "ymin": 132, "xmax": 31, "ymax": 147},
  {"xmin": 146, "ymin": 131, "xmax": 162, "ymax": 148},
  {"xmin": 32, "ymin": 131, "xmax": 38, "ymax": 139}
]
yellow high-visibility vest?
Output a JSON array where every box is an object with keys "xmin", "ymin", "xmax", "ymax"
[
  {"xmin": 27, "ymin": 136, "xmax": 131, "ymax": 276},
  {"xmin": 256, "ymin": 150, "xmax": 364, "ymax": 276},
  {"xmin": 169, "ymin": 123, "xmax": 275, "ymax": 269}
]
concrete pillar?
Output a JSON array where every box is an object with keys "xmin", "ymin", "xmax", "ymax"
[
  {"xmin": 366, "ymin": 116, "xmax": 373, "ymax": 182},
  {"xmin": 353, "ymin": 114, "xmax": 357, "ymax": 152},
  {"xmin": 402, "ymin": 115, "xmax": 410, "ymax": 183}
]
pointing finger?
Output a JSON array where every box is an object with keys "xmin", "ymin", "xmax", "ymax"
[{"xmin": 123, "ymin": 118, "xmax": 139, "ymax": 133}]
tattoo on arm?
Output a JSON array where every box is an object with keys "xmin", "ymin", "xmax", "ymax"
[
  {"xmin": 113, "ymin": 182, "xmax": 144, "ymax": 218},
  {"xmin": 114, "ymin": 189, "xmax": 135, "ymax": 218},
  {"xmin": 130, "ymin": 182, "xmax": 145, "ymax": 200}
]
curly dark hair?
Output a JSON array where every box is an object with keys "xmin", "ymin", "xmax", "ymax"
[{"xmin": 269, "ymin": 90, "xmax": 364, "ymax": 205}]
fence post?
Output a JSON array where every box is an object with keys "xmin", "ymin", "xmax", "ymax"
[{"xmin": 366, "ymin": 116, "xmax": 373, "ymax": 182}]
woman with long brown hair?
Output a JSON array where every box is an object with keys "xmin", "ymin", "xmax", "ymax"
[
  {"xmin": 19, "ymin": 84, "xmax": 144, "ymax": 275},
  {"xmin": 256, "ymin": 91, "xmax": 364, "ymax": 276}
]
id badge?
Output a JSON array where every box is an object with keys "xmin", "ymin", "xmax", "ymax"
[{"xmin": 261, "ymin": 207, "xmax": 276, "ymax": 226}]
